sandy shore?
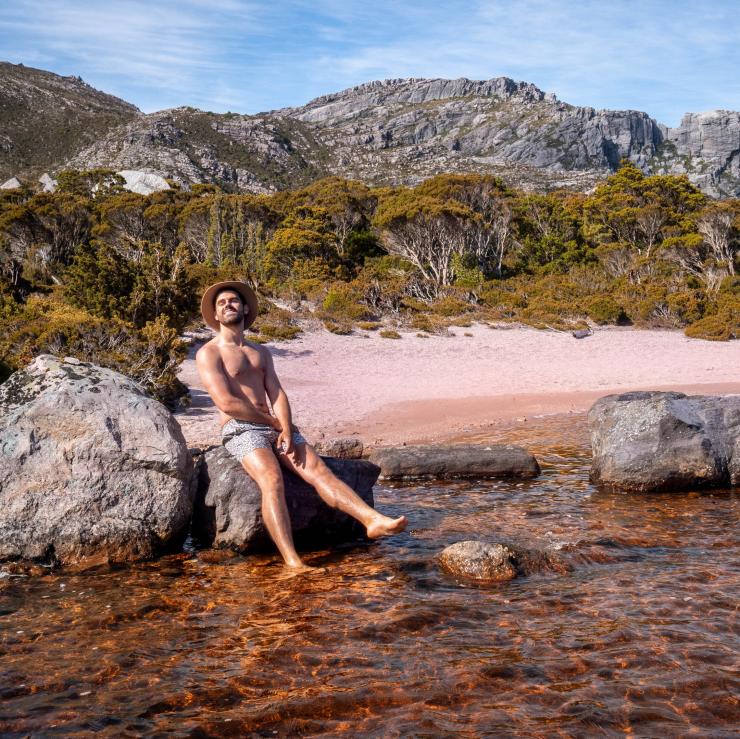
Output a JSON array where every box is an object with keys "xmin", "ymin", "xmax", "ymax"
[{"xmin": 176, "ymin": 324, "xmax": 740, "ymax": 449}]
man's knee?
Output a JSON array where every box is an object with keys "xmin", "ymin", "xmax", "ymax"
[{"xmin": 241, "ymin": 452, "xmax": 284, "ymax": 494}]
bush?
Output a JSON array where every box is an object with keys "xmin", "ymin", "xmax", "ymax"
[
  {"xmin": 321, "ymin": 283, "xmax": 372, "ymax": 321},
  {"xmin": 255, "ymin": 323, "xmax": 302, "ymax": 341},
  {"xmin": 379, "ymin": 329, "xmax": 402, "ymax": 339},
  {"xmin": 586, "ymin": 295, "xmax": 627, "ymax": 325},
  {"xmin": 685, "ymin": 314, "xmax": 735, "ymax": 341},
  {"xmin": 0, "ymin": 296, "xmax": 187, "ymax": 405},
  {"xmin": 357, "ymin": 321, "xmax": 381, "ymax": 331},
  {"xmin": 323, "ymin": 320, "xmax": 353, "ymax": 335},
  {"xmin": 430, "ymin": 295, "xmax": 471, "ymax": 317}
]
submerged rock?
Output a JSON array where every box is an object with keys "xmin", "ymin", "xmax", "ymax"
[
  {"xmin": 369, "ymin": 443, "xmax": 540, "ymax": 480},
  {"xmin": 589, "ymin": 391, "xmax": 740, "ymax": 492},
  {"xmin": 0, "ymin": 355, "xmax": 195, "ymax": 567},
  {"xmin": 192, "ymin": 446, "xmax": 379, "ymax": 552},
  {"xmin": 438, "ymin": 540, "xmax": 568, "ymax": 583}
]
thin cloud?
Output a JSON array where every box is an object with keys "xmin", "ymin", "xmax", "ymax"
[{"xmin": 1, "ymin": 0, "xmax": 738, "ymax": 123}]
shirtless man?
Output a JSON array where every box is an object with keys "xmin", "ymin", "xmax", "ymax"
[{"xmin": 195, "ymin": 281, "xmax": 407, "ymax": 571}]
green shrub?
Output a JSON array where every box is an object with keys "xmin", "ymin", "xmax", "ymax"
[
  {"xmin": 430, "ymin": 296, "xmax": 470, "ymax": 317},
  {"xmin": 255, "ymin": 323, "xmax": 302, "ymax": 341},
  {"xmin": 323, "ymin": 320, "xmax": 353, "ymax": 335},
  {"xmin": 357, "ymin": 321, "xmax": 381, "ymax": 331},
  {"xmin": 685, "ymin": 314, "xmax": 735, "ymax": 341},
  {"xmin": 379, "ymin": 329, "xmax": 402, "ymax": 339},
  {"xmin": 321, "ymin": 284, "xmax": 371, "ymax": 321},
  {"xmin": 586, "ymin": 295, "xmax": 627, "ymax": 325},
  {"xmin": 0, "ymin": 297, "xmax": 187, "ymax": 405}
]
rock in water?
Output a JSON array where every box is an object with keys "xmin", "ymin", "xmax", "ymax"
[
  {"xmin": 438, "ymin": 540, "xmax": 568, "ymax": 583},
  {"xmin": 589, "ymin": 391, "xmax": 740, "ymax": 492},
  {"xmin": 0, "ymin": 355, "xmax": 194, "ymax": 566},
  {"xmin": 193, "ymin": 446, "xmax": 379, "ymax": 552},
  {"xmin": 369, "ymin": 444, "xmax": 540, "ymax": 480}
]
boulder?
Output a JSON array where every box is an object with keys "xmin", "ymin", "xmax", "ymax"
[
  {"xmin": 438, "ymin": 540, "xmax": 569, "ymax": 583},
  {"xmin": 117, "ymin": 170, "xmax": 170, "ymax": 195},
  {"xmin": 589, "ymin": 391, "xmax": 740, "ymax": 492},
  {"xmin": 368, "ymin": 443, "xmax": 540, "ymax": 480},
  {"xmin": 193, "ymin": 446, "xmax": 379, "ymax": 552},
  {"xmin": 0, "ymin": 355, "xmax": 194, "ymax": 566},
  {"xmin": 1, "ymin": 176, "xmax": 21, "ymax": 190},
  {"xmin": 38, "ymin": 172, "xmax": 57, "ymax": 192},
  {"xmin": 313, "ymin": 437, "xmax": 364, "ymax": 459}
]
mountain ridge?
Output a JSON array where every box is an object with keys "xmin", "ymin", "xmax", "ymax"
[{"xmin": 2, "ymin": 63, "xmax": 739, "ymax": 197}]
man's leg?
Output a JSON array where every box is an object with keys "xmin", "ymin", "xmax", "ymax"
[
  {"xmin": 277, "ymin": 443, "xmax": 407, "ymax": 539},
  {"xmin": 240, "ymin": 447, "xmax": 311, "ymax": 570}
]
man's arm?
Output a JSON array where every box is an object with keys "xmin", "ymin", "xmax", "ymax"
[
  {"xmin": 263, "ymin": 348, "xmax": 295, "ymax": 453},
  {"xmin": 195, "ymin": 345, "xmax": 280, "ymax": 429}
]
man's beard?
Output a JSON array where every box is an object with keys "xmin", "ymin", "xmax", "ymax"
[{"xmin": 220, "ymin": 309, "xmax": 244, "ymax": 326}]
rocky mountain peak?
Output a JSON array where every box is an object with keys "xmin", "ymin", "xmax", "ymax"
[{"xmin": 2, "ymin": 63, "xmax": 740, "ymax": 197}]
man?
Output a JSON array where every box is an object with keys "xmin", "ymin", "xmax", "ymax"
[{"xmin": 196, "ymin": 281, "xmax": 407, "ymax": 571}]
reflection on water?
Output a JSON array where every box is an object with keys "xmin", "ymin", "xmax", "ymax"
[{"xmin": 1, "ymin": 415, "xmax": 738, "ymax": 736}]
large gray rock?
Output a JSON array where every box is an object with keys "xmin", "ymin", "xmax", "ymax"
[
  {"xmin": 438, "ymin": 540, "xmax": 569, "ymax": 583},
  {"xmin": 0, "ymin": 355, "xmax": 194, "ymax": 566},
  {"xmin": 589, "ymin": 391, "xmax": 740, "ymax": 492},
  {"xmin": 369, "ymin": 443, "xmax": 540, "ymax": 481},
  {"xmin": 193, "ymin": 446, "xmax": 379, "ymax": 552}
]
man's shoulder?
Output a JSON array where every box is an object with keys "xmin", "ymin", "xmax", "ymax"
[
  {"xmin": 195, "ymin": 338, "xmax": 220, "ymax": 363},
  {"xmin": 244, "ymin": 339, "xmax": 273, "ymax": 360}
]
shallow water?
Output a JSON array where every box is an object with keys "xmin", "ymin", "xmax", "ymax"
[{"xmin": 1, "ymin": 415, "xmax": 738, "ymax": 737}]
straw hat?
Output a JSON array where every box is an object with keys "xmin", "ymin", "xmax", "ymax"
[{"xmin": 200, "ymin": 281, "xmax": 259, "ymax": 331}]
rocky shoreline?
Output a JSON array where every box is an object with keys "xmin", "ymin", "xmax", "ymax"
[{"xmin": 1, "ymin": 355, "xmax": 738, "ymax": 576}]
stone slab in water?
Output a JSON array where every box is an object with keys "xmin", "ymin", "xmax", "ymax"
[
  {"xmin": 193, "ymin": 446, "xmax": 379, "ymax": 552},
  {"xmin": 369, "ymin": 444, "xmax": 540, "ymax": 480},
  {"xmin": 589, "ymin": 391, "xmax": 740, "ymax": 492},
  {"xmin": 438, "ymin": 540, "xmax": 569, "ymax": 583},
  {"xmin": 0, "ymin": 355, "xmax": 195, "ymax": 567}
]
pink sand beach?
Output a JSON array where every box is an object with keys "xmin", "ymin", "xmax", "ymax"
[{"xmin": 176, "ymin": 324, "xmax": 740, "ymax": 449}]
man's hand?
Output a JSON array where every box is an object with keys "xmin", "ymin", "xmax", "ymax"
[
  {"xmin": 277, "ymin": 428, "xmax": 294, "ymax": 457},
  {"xmin": 270, "ymin": 416, "xmax": 283, "ymax": 432}
]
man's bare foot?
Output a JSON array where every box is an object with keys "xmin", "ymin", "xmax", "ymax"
[
  {"xmin": 366, "ymin": 515, "xmax": 408, "ymax": 539},
  {"xmin": 284, "ymin": 559, "xmax": 325, "ymax": 574},
  {"xmin": 279, "ymin": 562, "xmax": 326, "ymax": 578}
]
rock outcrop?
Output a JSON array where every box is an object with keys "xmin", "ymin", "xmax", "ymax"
[
  {"xmin": 0, "ymin": 355, "xmax": 194, "ymax": 566},
  {"xmin": 369, "ymin": 443, "xmax": 540, "ymax": 480},
  {"xmin": 589, "ymin": 391, "xmax": 740, "ymax": 492},
  {"xmin": 438, "ymin": 540, "xmax": 569, "ymax": 583},
  {"xmin": 118, "ymin": 169, "xmax": 170, "ymax": 195},
  {"xmin": 655, "ymin": 111, "xmax": 740, "ymax": 197},
  {"xmin": 193, "ymin": 446, "xmax": 379, "ymax": 552}
]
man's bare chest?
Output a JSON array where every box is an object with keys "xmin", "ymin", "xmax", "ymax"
[{"xmin": 221, "ymin": 348, "xmax": 264, "ymax": 383}]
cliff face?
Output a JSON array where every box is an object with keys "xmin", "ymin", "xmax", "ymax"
[
  {"xmin": 2, "ymin": 63, "xmax": 739, "ymax": 196},
  {"xmin": 654, "ymin": 111, "xmax": 740, "ymax": 197}
]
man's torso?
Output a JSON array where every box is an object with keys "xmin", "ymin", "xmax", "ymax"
[{"xmin": 207, "ymin": 340, "xmax": 271, "ymax": 426}]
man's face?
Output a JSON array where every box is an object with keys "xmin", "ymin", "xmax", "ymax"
[{"xmin": 214, "ymin": 290, "xmax": 247, "ymax": 327}]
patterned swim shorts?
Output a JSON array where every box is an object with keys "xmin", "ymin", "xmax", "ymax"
[{"xmin": 221, "ymin": 419, "xmax": 307, "ymax": 461}]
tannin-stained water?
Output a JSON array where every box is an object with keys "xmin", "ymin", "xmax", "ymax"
[{"xmin": 1, "ymin": 415, "xmax": 738, "ymax": 737}]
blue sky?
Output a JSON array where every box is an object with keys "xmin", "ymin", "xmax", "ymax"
[{"xmin": 2, "ymin": 0, "xmax": 739, "ymax": 126}]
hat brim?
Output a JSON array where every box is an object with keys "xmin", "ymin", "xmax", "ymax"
[{"xmin": 201, "ymin": 281, "xmax": 259, "ymax": 331}]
